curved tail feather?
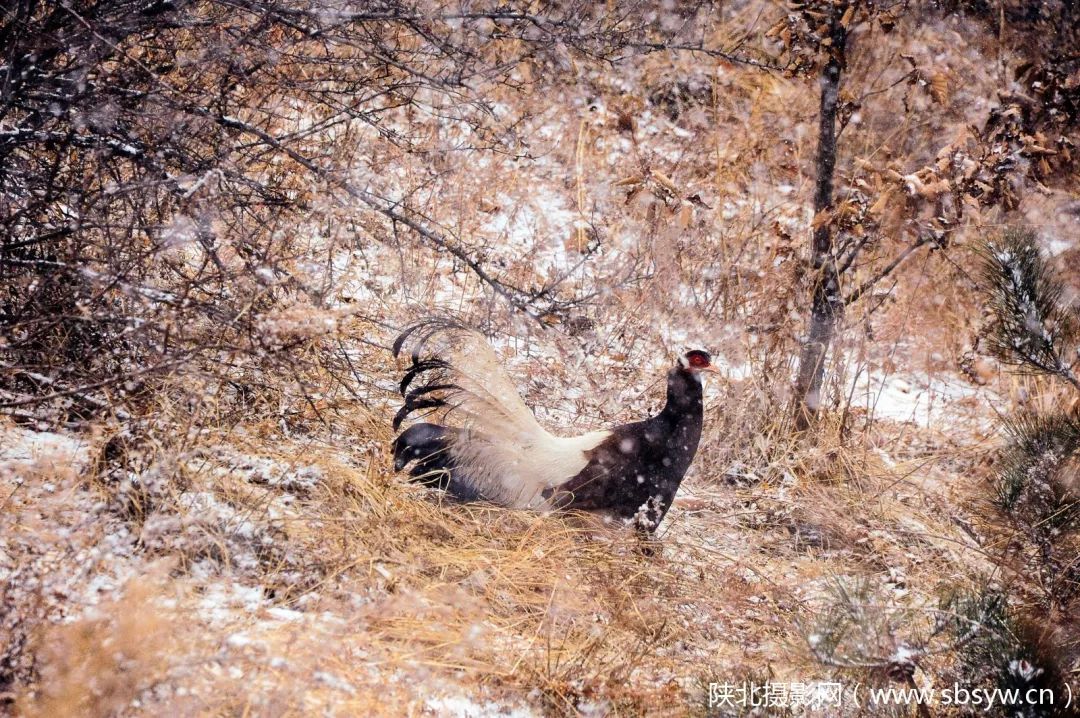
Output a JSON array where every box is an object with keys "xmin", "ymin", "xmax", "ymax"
[{"xmin": 390, "ymin": 319, "xmax": 610, "ymax": 508}]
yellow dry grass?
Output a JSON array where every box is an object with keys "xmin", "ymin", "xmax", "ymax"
[{"xmin": 5, "ymin": 393, "xmax": 998, "ymax": 716}]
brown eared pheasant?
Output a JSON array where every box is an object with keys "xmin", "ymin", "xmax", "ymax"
[{"xmin": 391, "ymin": 320, "xmax": 716, "ymax": 533}]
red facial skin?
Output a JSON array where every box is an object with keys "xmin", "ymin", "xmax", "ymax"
[{"xmin": 684, "ymin": 350, "xmax": 718, "ymax": 373}]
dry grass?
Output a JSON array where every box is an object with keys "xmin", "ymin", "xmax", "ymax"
[
  {"xmin": 4, "ymin": 391, "xmax": 998, "ymax": 715},
  {"xmin": 19, "ymin": 570, "xmax": 182, "ymax": 718}
]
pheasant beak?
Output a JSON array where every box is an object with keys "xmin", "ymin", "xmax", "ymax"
[{"xmin": 699, "ymin": 364, "xmax": 720, "ymax": 374}]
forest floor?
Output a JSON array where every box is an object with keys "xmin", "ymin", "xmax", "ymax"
[
  {"xmin": 4, "ymin": 5, "xmax": 1080, "ymax": 717},
  {"xmin": 3, "ymin": 373, "xmax": 1008, "ymax": 717}
]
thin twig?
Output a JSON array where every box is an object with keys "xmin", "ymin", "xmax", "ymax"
[{"xmin": 844, "ymin": 235, "xmax": 934, "ymax": 306}]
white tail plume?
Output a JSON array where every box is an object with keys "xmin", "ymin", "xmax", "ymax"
[{"xmin": 393, "ymin": 320, "xmax": 610, "ymax": 508}]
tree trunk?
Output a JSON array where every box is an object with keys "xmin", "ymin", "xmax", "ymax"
[{"xmin": 792, "ymin": 12, "xmax": 848, "ymax": 430}]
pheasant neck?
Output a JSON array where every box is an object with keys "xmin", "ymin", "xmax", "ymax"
[{"xmin": 659, "ymin": 368, "xmax": 704, "ymax": 425}]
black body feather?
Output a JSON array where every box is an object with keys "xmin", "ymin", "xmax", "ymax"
[{"xmin": 542, "ymin": 367, "xmax": 704, "ymax": 531}]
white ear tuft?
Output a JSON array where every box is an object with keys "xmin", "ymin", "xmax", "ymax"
[{"xmin": 677, "ymin": 353, "xmax": 690, "ymax": 369}]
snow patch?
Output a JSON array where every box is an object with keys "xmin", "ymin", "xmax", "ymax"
[
  {"xmin": 850, "ymin": 370, "xmax": 986, "ymax": 430},
  {"xmin": 0, "ymin": 426, "xmax": 90, "ymax": 471},
  {"xmin": 424, "ymin": 695, "xmax": 535, "ymax": 718}
]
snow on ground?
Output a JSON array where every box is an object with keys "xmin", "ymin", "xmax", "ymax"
[
  {"xmin": 0, "ymin": 424, "xmax": 91, "ymax": 470},
  {"xmin": 857, "ymin": 370, "xmax": 989, "ymax": 430},
  {"xmin": 424, "ymin": 694, "xmax": 537, "ymax": 718},
  {"xmin": 849, "ymin": 369, "xmax": 991, "ymax": 432}
]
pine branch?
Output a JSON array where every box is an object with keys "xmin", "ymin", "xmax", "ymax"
[
  {"xmin": 976, "ymin": 228, "xmax": 1080, "ymax": 390},
  {"xmin": 995, "ymin": 411, "xmax": 1080, "ymax": 529},
  {"xmin": 945, "ymin": 587, "xmax": 1068, "ymax": 717}
]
